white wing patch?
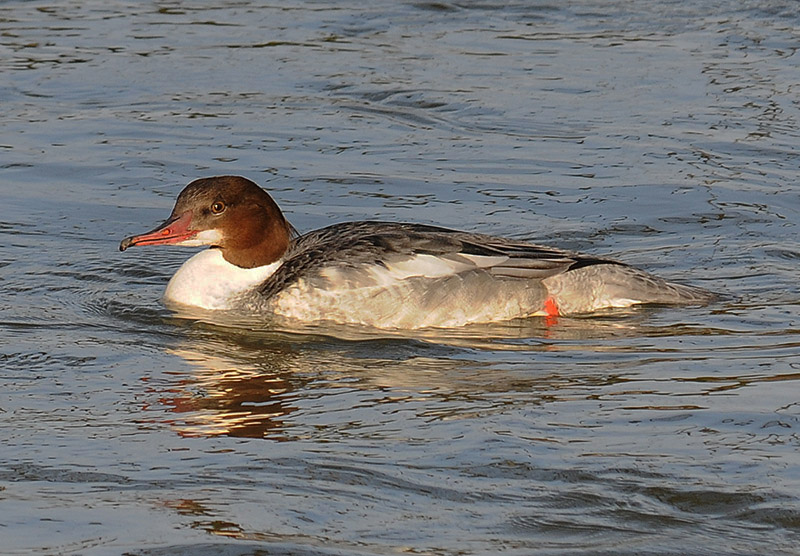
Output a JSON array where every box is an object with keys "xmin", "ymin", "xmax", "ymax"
[
  {"xmin": 382, "ymin": 253, "xmax": 508, "ymax": 279},
  {"xmin": 318, "ymin": 253, "xmax": 510, "ymax": 287}
]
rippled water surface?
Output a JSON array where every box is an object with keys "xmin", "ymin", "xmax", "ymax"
[{"xmin": 2, "ymin": 1, "xmax": 800, "ymax": 554}]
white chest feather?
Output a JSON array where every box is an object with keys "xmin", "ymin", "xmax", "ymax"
[{"xmin": 163, "ymin": 249, "xmax": 280, "ymax": 310}]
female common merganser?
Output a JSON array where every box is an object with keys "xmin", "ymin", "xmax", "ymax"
[{"xmin": 120, "ymin": 176, "xmax": 715, "ymax": 329}]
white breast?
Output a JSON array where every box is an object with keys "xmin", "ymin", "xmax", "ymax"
[{"xmin": 163, "ymin": 249, "xmax": 280, "ymax": 310}]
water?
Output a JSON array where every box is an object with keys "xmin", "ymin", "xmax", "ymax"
[{"xmin": 2, "ymin": 1, "xmax": 800, "ymax": 554}]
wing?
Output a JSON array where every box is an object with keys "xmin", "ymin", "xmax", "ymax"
[{"xmin": 258, "ymin": 221, "xmax": 621, "ymax": 298}]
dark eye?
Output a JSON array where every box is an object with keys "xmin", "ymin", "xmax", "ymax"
[{"xmin": 210, "ymin": 201, "xmax": 226, "ymax": 215}]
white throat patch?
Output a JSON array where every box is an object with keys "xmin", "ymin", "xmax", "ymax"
[{"xmin": 163, "ymin": 248, "xmax": 280, "ymax": 310}]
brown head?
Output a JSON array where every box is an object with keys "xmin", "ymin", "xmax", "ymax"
[{"xmin": 119, "ymin": 176, "xmax": 293, "ymax": 268}]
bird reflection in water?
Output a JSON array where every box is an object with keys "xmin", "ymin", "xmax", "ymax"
[
  {"xmin": 153, "ymin": 337, "xmax": 304, "ymax": 439},
  {"xmin": 143, "ymin": 309, "xmax": 718, "ymax": 440}
]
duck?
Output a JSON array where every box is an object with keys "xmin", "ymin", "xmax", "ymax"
[{"xmin": 119, "ymin": 175, "xmax": 716, "ymax": 329}]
